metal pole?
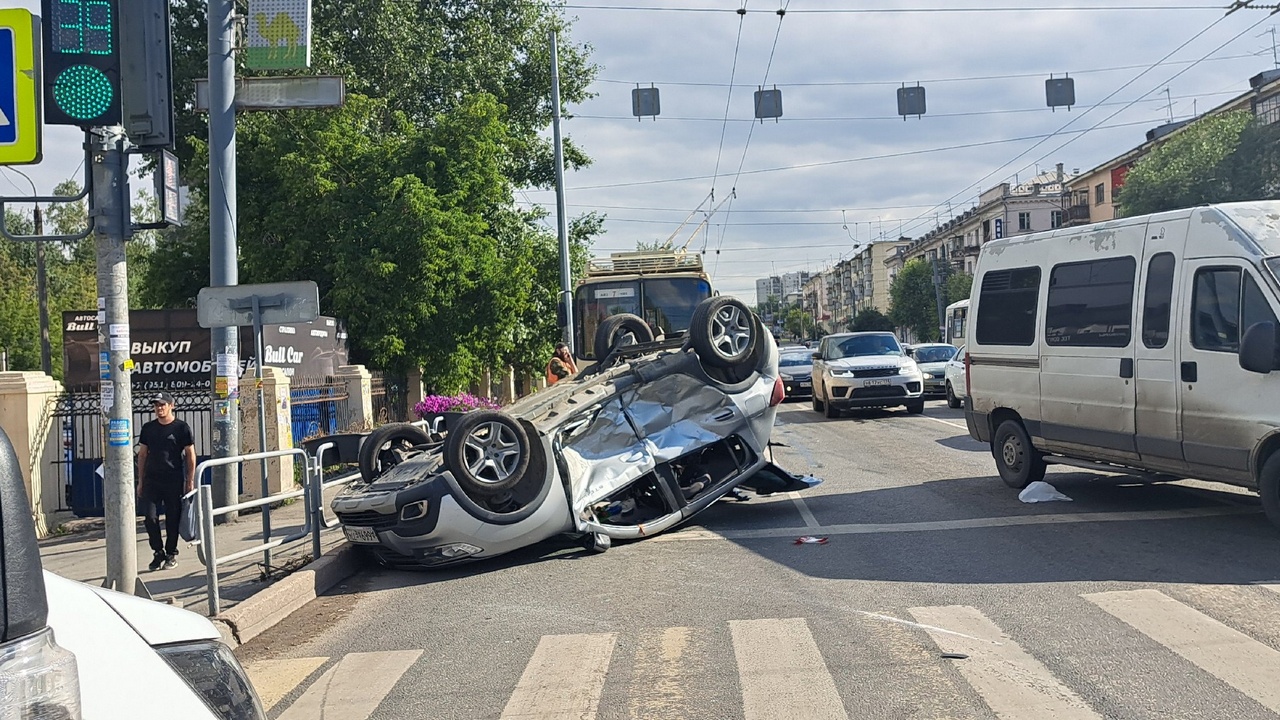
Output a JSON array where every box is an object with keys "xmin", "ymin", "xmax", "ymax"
[
  {"xmin": 34, "ymin": 206, "xmax": 50, "ymax": 376},
  {"xmin": 199, "ymin": 485, "xmax": 219, "ymax": 616},
  {"xmin": 209, "ymin": 0, "xmax": 240, "ymax": 521},
  {"xmin": 252, "ymin": 298, "xmax": 271, "ymax": 567},
  {"xmin": 549, "ymin": 30, "xmax": 574, "ymax": 354},
  {"xmin": 92, "ymin": 128, "xmax": 137, "ymax": 595}
]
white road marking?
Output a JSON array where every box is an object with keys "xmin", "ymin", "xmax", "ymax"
[
  {"xmin": 730, "ymin": 618, "xmax": 848, "ymax": 720},
  {"xmin": 788, "ymin": 491, "xmax": 821, "ymax": 528},
  {"xmin": 243, "ymin": 656, "xmax": 327, "ymax": 711},
  {"xmin": 276, "ymin": 650, "xmax": 422, "ymax": 720},
  {"xmin": 500, "ymin": 632, "xmax": 617, "ymax": 720},
  {"xmin": 908, "ymin": 605, "xmax": 1102, "ymax": 720},
  {"xmin": 922, "ymin": 415, "xmax": 969, "ymax": 431},
  {"xmin": 1085, "ymin": 588, "xmax": 1280, "ymax": 713},
  {"xmin": 856, "ymin": 611, "xmax": 1002, "ymax": 645},
  {"xmin": 655, "ymin": 506, "xmax": 1252, "ymax": 543}
]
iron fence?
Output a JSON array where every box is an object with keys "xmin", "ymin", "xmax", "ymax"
[
  {"xmin": 370, "ymin": 371, "xmax": 408, "ymax": 425},
  {"xmin": 289, "ymin": 378, "xmax": 351, "ymax": 445}
]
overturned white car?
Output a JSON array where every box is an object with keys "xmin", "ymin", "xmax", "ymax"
[{"xmin": 331, "ymin": 296, "xmax": 820, "ymax": 567}]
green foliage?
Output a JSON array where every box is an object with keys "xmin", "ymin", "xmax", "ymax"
[
  {"xmin": 945, "ymin": 272, "xmax": 973, "ymax": 306},
  {"xmin": 756, "ymin": 294, "xmax": 782, "ymax": 318},
  {"xmin": 849, "ymin": 307, "xmax": 895, "ymax": 333},
  {"xmin": 783, "ymin": 308, "xmax": 814, "ymax": 339},
  {"xmin": 1119, "ymin": 111, "xmax": 1280, "ymax": 216},
  {"xmin": 890, "ymin": 259, "xmax": 941, "ymax": 342}
]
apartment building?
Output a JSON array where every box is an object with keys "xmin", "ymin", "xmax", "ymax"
[
  {"xmin": 755, "ymin": 276, "xmax": 782, "ymax": 307},
  {"xmin": 781, "ymin": 271, "xmax": 810, "ymax": 303},
  {"xmin": 1066, "ymin": 69, "xmax": 1280, "ymax": 225}
]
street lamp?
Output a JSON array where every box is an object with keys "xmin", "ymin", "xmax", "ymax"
[{"xmin": 3, "ymin": 168, "xmax": 50, "ymax": 375}]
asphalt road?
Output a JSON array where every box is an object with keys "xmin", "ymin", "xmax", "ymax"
[{"xmin": 237, "ymin": 399, "xmax": 1280, "ymax": 720}]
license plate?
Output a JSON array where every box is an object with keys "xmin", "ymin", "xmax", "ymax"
[
  {"xmin": 863, "ymin": 379, "xmax": 892, "ymax": 387},
  {"xmin": 343, "ymin": 525, "xmax": 379, "ymax": 544}
]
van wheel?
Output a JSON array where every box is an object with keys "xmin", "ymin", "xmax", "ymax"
[
  {"xmin": 992, "ymin": 420, "xmax": 1045, "ymax": 489},
  {"xmin": 1259, "ymin": 454, "xmax": 1280, "ymax": 529},
  {"xmin": 946, "ymin": 383, "xmax": 961, "ymax": 409}
]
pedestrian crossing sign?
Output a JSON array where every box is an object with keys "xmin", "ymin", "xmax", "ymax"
[{"xmin": 0, "ymin": 9, "xmax": 40, "ymax": 165}]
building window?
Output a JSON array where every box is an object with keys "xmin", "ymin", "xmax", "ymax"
[
  {"xmin": 1018, "ymin": 212, "xmax": 1031, "ymax": 231},
  {"xmin": 1095, "ymin": 183, "xmax": 1106, "ymax": 206},
  {"xmin": 1050, "ymin": 210, "xmax": 1064, "ymax": 229},
  {"xmin": 1255, "ymin": 92, "xmax": 1280, "ymax": 125}
]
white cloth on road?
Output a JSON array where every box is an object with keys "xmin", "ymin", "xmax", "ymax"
[{"xmin": 1018, "ymin": 481, "xmax": 1072, "ymax": 503}]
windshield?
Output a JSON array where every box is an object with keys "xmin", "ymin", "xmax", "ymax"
[
  {"xmin": 574, "ymin": 276, "xmax": 712, "ymax": 358},
  {"xmin": 827, "ymin": 334, "xmax": 902, "ymax": 359},
  {"xmin": 1268, "ymin": 257, "xmax": 1280, "ymax": 287},
  {"xmin": 913, "ymin": 345, "xmax": 957, "ymax": 363},
  {"xmin": 780, "ymin": 354, "xmax": 811, "ymax": 367}
]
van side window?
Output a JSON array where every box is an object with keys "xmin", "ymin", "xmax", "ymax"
[
  {"xmin": 975, "ymin": 267, "xmax": 1041, "ymax": 346},
  {"xmin": 1045, "ymin": 257, "xmax": 1137, "ymax": 348},
  {"xmin": 1192, "ymin": 268, "xmax": 1242, "ymax": 352},
  {"xmin": 1142, "ymin": 253, "xmax": 1176, "ymax": 349}
]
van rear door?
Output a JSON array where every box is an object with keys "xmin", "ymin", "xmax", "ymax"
[{"xmin": 1133, "ymin": 213, "xmax": 1190, "ymax": 470}]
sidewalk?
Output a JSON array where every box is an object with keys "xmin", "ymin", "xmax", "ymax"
[{"xmin": 39, "ymin": 486, "xmax": 350, "ymax": 617}]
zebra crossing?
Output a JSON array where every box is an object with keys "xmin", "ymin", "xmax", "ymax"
[{"xmin": 244, "ymin": 584, "xmax": 1280, "ymax": 719}]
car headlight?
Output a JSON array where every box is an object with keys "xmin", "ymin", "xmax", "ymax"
[
  {"xmin": 0, "ymin": 627, "xmax": 81, "ymax": 720},
  {"xmin": 156, "ymin": 641, "xmax": 265, "ymax": 720},
  {"xmin": 830, "ymin": 369, "xmax": 853, "ymax": 377},
  {"xmin": 899, "ymin": 365, "xmax": 921, "ymax": 376}
]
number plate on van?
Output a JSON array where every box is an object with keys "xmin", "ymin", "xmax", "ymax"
[{"xmin": 343, "ymin": 526, "xmax": 379, "ymax": 544}]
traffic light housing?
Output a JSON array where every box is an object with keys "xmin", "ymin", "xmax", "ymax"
[
  {"xmin": 41, "ymin": 0, "xmax": 121, "ymax": 127},
  {"xmin": 119, "ymin": 0, "xmax": 174, "ymax": 147}
]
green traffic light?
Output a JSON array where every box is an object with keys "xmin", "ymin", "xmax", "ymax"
[{"xmin": 52, "ymin": 64, "xmax": 114, "ymax": 120}]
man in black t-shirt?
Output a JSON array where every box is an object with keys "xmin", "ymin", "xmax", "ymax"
[{"xmin": 136, "ymin": 391, "xmax": 196, "ymax": 571}]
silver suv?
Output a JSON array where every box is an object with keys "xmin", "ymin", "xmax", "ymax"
[{"xmin": 810, "ymin": 332, "xmax": 924, "ymax": 417}]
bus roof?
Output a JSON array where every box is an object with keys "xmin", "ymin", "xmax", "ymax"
[{"xmin": 584, "ymin": 250, "xmax": 705, "ymax": 278}]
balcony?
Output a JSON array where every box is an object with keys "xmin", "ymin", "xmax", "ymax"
[{"xmin": 1066, "ymin": 204, "xmax": 1091, "ymax": 226}]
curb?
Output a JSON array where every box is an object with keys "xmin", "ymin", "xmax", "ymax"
[{"xmin": 212, "ymin": 543, "xmax": 359, "ymax": 647}]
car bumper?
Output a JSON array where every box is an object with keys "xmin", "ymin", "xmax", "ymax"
[
  {"xmin": 781, "ymin": 376, "xmax": 813, "ymax": 396},
  {"xmin": 824, "ymin": 376, "xmax": 923, "ymax": 407},
  {"xmin": 923, "ymin": 376, "xmax": 947, "ymax": 394}
]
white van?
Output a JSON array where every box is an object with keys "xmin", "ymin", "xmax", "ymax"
[
  {"xmin": 0, "ymin": 426, "xmax": 266, "ymax": 719},
  {"xmin": 965, "ymin": 201, "xmax": 1280, "ymax": 525}
]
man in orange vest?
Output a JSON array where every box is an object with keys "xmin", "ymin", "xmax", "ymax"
[{"xmin": 545, "ymin": 343, "xmax": 578, "ymax": 385}]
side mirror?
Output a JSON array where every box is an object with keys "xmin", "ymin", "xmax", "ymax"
[
  {"xmin": 556, "ymin": 297, "xmax": 568, "ymax": 329},
  {"xmin": 1239, "ymin": 322, "xmax": 1277, "ymax": 374},
  {"xmin": 811, "ymin": 351, "xmax": 821, "ymax": 360}
]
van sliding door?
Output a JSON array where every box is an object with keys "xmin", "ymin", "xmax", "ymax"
[{"xmin": 1133, "ymin": 215, "xmax": 1190, "ymax": 470}]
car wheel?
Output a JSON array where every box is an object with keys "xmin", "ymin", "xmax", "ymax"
[
  {"xmin": 444, "ymin": 410, "xmax": 531, "ymax": 496},
  {"xmin": 1259, "ymin": 453, "xmax": 1280, "ymax": 529},
  {"xmin": 812, "ymin": 392, "xmax": 824, "ymax": 413},
  {"xmin": 992, "ymin": 419, "xmax": 1046, "ymax": 489},
  {"xmin": 581, "ymin": 532, "xmax": 611, "ymax": 554},
  {"xmin": 824, "ymin": 392, "xmax": 840, "ymax": 418},
  {"xmin": 689, "ymin": 297, "xmax": 759, "ymax": 369},
  {"xmin": 946, "ymin": 382, "xmax": 961, "ymax": 409},
  {"xmin": 907, "ymin": 400, "xmax": 925, "ymax": 414},
  {"xmin": 593, "ymin": 313, "xmax": 654, "ymax": 361},
  {"xmin": 359, "ymin": 422, "xmax": 432, "ymax": 482}
]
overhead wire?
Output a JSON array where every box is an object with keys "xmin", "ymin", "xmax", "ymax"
[
  {"xmin": 708, "ymin": 0, "xmax": 749, "ymax": 216},
  {"xmin": 553, "ymin": 4, "xmax": 1221, "ymax": 15}
]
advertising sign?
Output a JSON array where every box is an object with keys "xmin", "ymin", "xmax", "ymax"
[{"xmin": 62, "ymin": 309, "xmax": 348, "ymax": 390}]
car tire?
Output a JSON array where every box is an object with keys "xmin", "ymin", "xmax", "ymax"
[
  {"xmin": 581, "ymin": 532, "xmax": 611, "ymax": 554},
  {"xmin": 359, "ymin": 422, "xmax": 432, "ymax": 482},
  {"xmin": 1259, "ymin": 453, "xmax": 1280, "ymax": 529},
  {"xmin": 444, "ymin": 410, "xmax": 531, "ymax": 496},
  {"xmin": 690, "ymin": 297, "xmax": 759, "ymax": 369},
  {"xmin": 992, "ymin": 419, "xmax": 1046, "ymax": 489},
  {"xmin": 946, "ymin": 382, "xmax": 962, "ymax": 409},
  {"xmin": 907, "ymin": 400, "xmax": 925, "ymax": 414},
  {"xmin": 812, "ymin": 392, "xmax": 824, "ymax": 413},
  {"xmin": 593, "ymin": 313, "xmax": 654, "ymax": 361},
  {"xmin": 824, "ymin": 393, "xmax": 840, "ymax": 418}
]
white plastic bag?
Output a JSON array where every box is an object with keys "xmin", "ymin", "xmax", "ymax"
[{"xmin": 1018, "ymin": 481, "xmax": 1072, "ymax": 503}]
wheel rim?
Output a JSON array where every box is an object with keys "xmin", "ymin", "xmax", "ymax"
[
  {"xmin": 711, "ymin": 305, "xmax": 752, "ymax": 358},
  {"xmin": 462, "ymin": 422, "xmax": 523, "ymax": 484},
  {"xmin": 1001, "ymin": 436, "xmax": 1022, "ymax": 471}
]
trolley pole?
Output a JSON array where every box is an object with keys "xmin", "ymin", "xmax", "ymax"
[{"xmin": 92, "ymin": 128, "xmax": 137, "ymax": 595}]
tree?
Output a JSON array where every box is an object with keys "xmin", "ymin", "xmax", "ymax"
[
  {"xmin": 945, "ymin": 272, "xmax": 972, "ymax": 307},
  {"xmin": 849, "ymin": 307, "xmax": 895, "ymax": 333},
  {"xmin": 1118, "ymin": 111, "xmax": 1280, "ymax": 216},
  {"xmin": 889, "ymin": 258, "xmax": 941, "ymax": 342},
  {"xmin": 784, "ymin": 308, "xmax": 813, "ymax": 339}
]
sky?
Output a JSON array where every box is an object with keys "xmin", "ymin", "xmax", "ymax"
[{"xmin": 7, "ymin": 1, "xmax": 1280, "ymax": 305}]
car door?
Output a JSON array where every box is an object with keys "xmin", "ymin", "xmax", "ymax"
[
  {"xmin": 1038, "ymin": 220, "xmax": 1144, "ymax": 463},
  {"xmin": 1178, "ymin": 260, "xmax": 1280, "ymax": 483},
  {"xmin": 1133, "ymin": 215, "xmax": 1189, "ymax": 471}
]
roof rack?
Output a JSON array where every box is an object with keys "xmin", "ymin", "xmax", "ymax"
[{"xmin": 586, "ymin": 250, "xmax": 704, "ymax": 276}]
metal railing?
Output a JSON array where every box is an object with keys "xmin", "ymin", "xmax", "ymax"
[{"xmin": 193, "ymin": 447, "xmax": 361, "ymax": 616}]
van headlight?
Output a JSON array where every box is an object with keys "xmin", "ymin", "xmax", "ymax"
[
  {"xmin": 156, "ymin": 641, "xmax": 265, "ymax": 720},
  {"xmin": 0, "ymin": 627, "xmax": 81, "ymax": 720}
]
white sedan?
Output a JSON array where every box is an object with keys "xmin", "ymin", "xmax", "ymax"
[{"xmin": 944, "ymin": 345, "xmax": 967, "ymax": 409}]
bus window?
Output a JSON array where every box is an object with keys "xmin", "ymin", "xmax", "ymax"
[
  {"xmin": 642, "ymin": 278, "xmax": 712, "ymax": 335},
  {"xmin": 575, "ymin": 282, "xmax": 640, "ymax": 356}
]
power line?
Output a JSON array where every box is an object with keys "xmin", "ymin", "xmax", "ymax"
[
  {"xmin": 514, "ymin": 201, "xmax": 942, "ymax": 213},
  {"xmin": 555, "ymin": 4, "xmax": 1221, "ymax": 14},
  {"xmin": 709, "ymin": 1, "xmax": 749, "ymax": 197}
]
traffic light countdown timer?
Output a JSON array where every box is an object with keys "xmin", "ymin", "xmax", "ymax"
[{"xmin": 41, "ymin": 0, "xmax": 121, "ymax": 126}]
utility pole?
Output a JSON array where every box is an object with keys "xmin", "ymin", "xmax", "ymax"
[
  {"xmin": 92, "ymin": 128, "xmax": 137, "ymax": 595},
  {"xmin": 209, "ymin": 0, "xmax": 240, "ymax": 519},
  {"xmin": 550, "ymin": 30, "xmax": 574, "ymax": 354},
  {"xmin": 35, "ymin": 205, "xmax": 49, "ymax": 375}
]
